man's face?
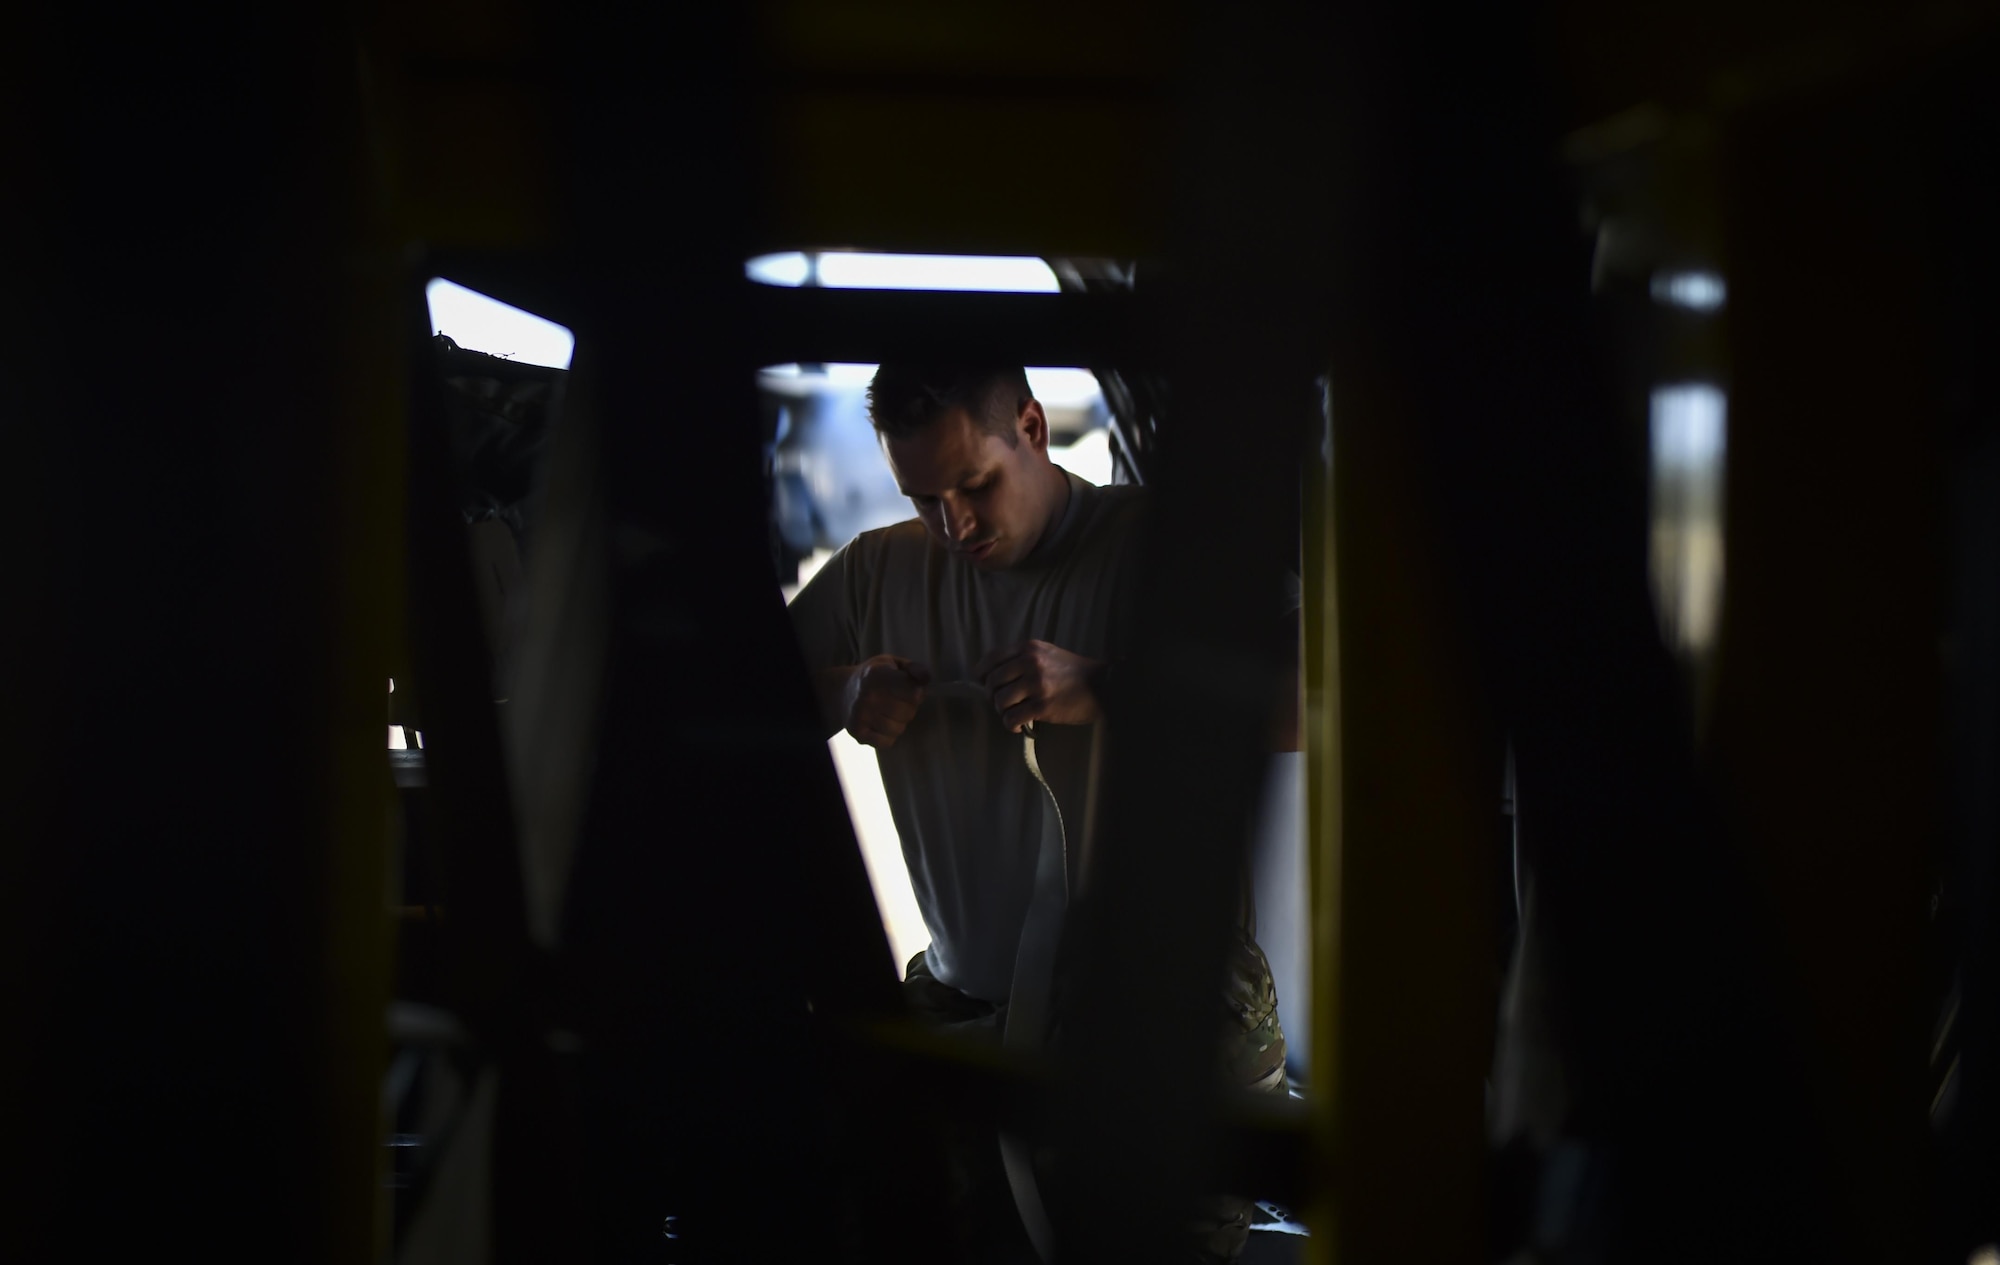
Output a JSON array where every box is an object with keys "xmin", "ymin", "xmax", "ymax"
[{"xmin": 883, "ymin": 401, "xmax": 1055, "ymax": 570}]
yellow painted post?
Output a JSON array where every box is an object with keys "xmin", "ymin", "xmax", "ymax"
[
  {"xmin": 1301, "ymin": 383, "xmax": 1344, "ymax": 1265},
  {"xmin": 1321, "ymin": 353, "xmax": 1497, "ymax": 1265},
  {"xmin": 322, "ymin": 65, "xmax": 406, "ymax": 1258}
]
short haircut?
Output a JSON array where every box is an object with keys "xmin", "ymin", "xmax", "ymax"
[{"xmin": 866, "ymin": 363, "xmax": 1032, "ymax": 446}]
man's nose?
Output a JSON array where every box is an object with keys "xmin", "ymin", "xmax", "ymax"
[{"xmin": 942, "ymin": 495, "xmax": 977, "ymax": 543}]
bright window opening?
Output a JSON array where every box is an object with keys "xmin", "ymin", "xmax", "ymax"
[
  {"xmin": 424, "ymin": 278, "xmax": 576, "ymax": 369},
  {"xmin": 1649, "ymin": 383, "xmax": 1728, "ymax": 653},
  {"xmin": 746, "ymin": 251, "xmax": 1060, "ymax": 294},
  {"xmin": 1651, "ymin": 382, "xmax": 1726, "ymax": 470},
  {"xmin": 1650, "ymin": 269, "xmax": 1727, "ymax": 313}
]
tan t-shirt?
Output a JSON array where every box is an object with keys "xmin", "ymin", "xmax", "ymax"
[{"xmin": 789, "ymin": 471, "xmax": 1147, "ymax": 1002}]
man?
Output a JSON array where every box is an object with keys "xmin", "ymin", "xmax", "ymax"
[
  {"xmin": 787, "ymin": 363, "xmax": 1289, "ymax": 1261},
  {"xmin": 789, "ymin": 364, "xmax": 1139, "ymax": 1006}
]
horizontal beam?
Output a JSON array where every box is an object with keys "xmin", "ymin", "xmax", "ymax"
[{"xmin": 744, "ymin": 284, "xmax": 1166, "ymax": 369}]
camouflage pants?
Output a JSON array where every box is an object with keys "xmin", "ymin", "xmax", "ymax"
[{"xmin": 903, "ymin": 936, "xmax": 1289, "ymax": 1263}]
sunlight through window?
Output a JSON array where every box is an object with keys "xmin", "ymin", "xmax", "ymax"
[
  {"xmin": 746, "ymin": 251, "xmax": 1059, "ymax": 293},
  {"xmin": 1650, "ymin": 269, "xmax": 1727, "ymax": 313},
  {"xmin": 424, "ymin": 278, "xmax": 575, "ymax": 369}
]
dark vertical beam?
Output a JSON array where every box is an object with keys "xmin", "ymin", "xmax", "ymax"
[
  {"xmin": 1705, "ymin": 76, "xmax": 1943, "ymax": 1264},
  {"xmin": 543, "ymin": 6, "xmax": 941, "ymax": 1263},
  {"xmin": 329, "ymin": 45, "xmax": 409, "ymax": 1265},
  {"xmin": 1320, "ymin": 3, "xmax": 1858, "ymax": 1262},
  {"xmin": 1309, "ymin": 7, "xmax": 1526, "ymax": 1261},
  {"xmin": 1319, "ymin": 343, "xmax": 1496, "ymax": 1265},
  {"xmin": 1933, "ymin": 42, "xmax": 2000, "ymax": 1259},
  {"xmin": 1049, "ymin": 1, "xmax": 1331, "ymax": 1257},
  {"xmin": 3, "ymin": 6, "xmax": 394, "ymax": 1262}
]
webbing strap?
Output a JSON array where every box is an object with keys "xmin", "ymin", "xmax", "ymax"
[
  {"xmin": 1000, "ymin": 719, "xmax": 1067, "ymax": 1262},
  {"xmin": 916, "ymin": 683, "xmax": 1067, "ymax": 1260}
]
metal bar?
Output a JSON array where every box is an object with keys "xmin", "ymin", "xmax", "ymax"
[{"xmin": 744, "ymin": 285, "xmax": 1169, "ymax": 370}]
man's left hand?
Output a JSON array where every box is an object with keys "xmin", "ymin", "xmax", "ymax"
[{"xmin": 973, "ymin": 640, "xmax": 1104, "ymax": 733}]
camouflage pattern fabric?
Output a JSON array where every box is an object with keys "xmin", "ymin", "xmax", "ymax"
[
  {"xmin": 1193, "ymin": 929, "xmax": 1291, "ymax": 1262},
  {"xmin": 1221, "ymin": 928, "xmax": 1290, "ymax": 1095},
  {"xmin": 904, "ymin": 932, "xmax": 1288, "ymax": 1089}
]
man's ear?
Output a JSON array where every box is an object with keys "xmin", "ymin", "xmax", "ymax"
[{"xmin": 1018, "ymin": 398, "xmax": 1049, "ymax": 453}]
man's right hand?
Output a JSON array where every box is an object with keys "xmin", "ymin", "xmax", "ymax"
[{"xmin": 842, "ymin": 655, "xmax": 931, "ymax": 749}]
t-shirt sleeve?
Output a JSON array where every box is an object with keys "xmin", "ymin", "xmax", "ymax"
[
  {"xmin": 787, "ymin": 541, "xmax": 860, "ymax": 671},
  {"xmin": 1281, "ymin": 567, "xmax": 1303, "ymax": 619}
]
